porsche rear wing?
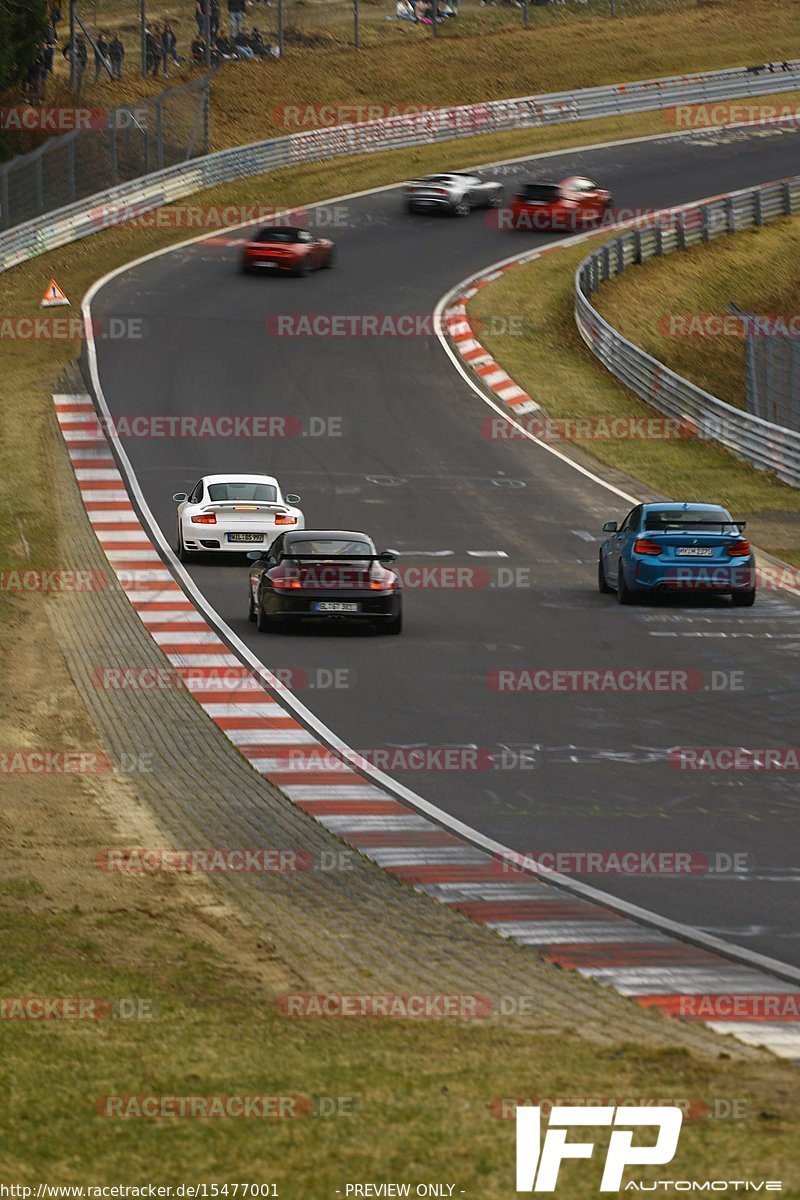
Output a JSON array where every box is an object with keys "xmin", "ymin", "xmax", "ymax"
[
  {"xmin": 203, "ymin": 501, "xmax": 289, "ymax": 513},
  {"xmin": 279, "ymin": 553, "xmax": 384, "ymax": 562}
]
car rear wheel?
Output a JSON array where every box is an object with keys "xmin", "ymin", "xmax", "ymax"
[
  {"xmin": 177, "ymin": 529, "xmax": 192, "ymax": 563},
  {"xmin": 598, "ymin": 556, "xmax": 613, "ymax": 594},
  {"xmin": 616, "ymin": 565, "xmax": 637, "ymax": 605},
  {"xmin": 731, "ymin": 588, "xmax": 756, "ymax": 607},
  {"xmin": 487, "ymin": 191, "xmax": 504, "ymax": 208},
  {"xmin": 256, "ymin": 597, "xmax": 275, "ymax": 632},
  {"xmin": 295, "ymin": 260, "xmax": 310, "ymax": 277},
  {"xmin": 384, "ymin": 609, "xmax": 403, "ymax": 635},
  {"xmin": 453, "ymin": 199, "xmax": 471, "ymax": 217},
  {"xmin": 323, "ymin": 248, "xmax": 335, "ymax": 269},
  {"xmin": 248, "ymin": 589, "xmax": 257, "ymax": 622}
]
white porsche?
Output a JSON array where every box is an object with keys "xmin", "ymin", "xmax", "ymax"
[{"xmin": 173, "ymin": 474, "xmax": 304, "ymax": 560}]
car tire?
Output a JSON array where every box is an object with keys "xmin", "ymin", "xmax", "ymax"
[
  {"xmin": 323, "ymin": 248, "xmax": 335, "ymax": 269},
  {"xmin": 248, "ymin": 589, "xmax": 257, "ymax": 623},
  {"xmin": 731, "ymin": 588, "xmax": 756, "ymax": 607},
  {"xmin": 295, "ymin": 260, "xmax": 310, "ymax": 277},
  {"xmin": 453, "ymin": 199, "xmax": 471, "ymax": 217},
  {"xmin": 240, "ymin": 260, "xmax": 252, "ymax": 275},
  {"xmin": 598, "ymin": 556, "xmax": 614, "ymax": 594},
  {"xmin": 384, "ymin": 609, "xmax": 403, "ymax": 635},
  {"xmin": 487, "ymin": 191, "xmax": 504, "ymax": 208},
  {"xmin": 256, "ymin": 596, "xmax": 274, "ymax": 632},
  {"xmin": 177, "ymin": 529, "xmax": 192, "ymax": 563},
  {"xmin": 616, "ymin": 564, "xmax": 637, "ymax": 605}
]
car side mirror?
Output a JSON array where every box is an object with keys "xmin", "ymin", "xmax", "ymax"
[
  {"xmin": 285, "ymin": 494, "xmax": 301, "ymax": 504},
  {"xmin": 246, "ymin": 550, "xmax": 266, "ymax": 560},
  {"xmin": 377, "ymin": 549, "xmax": 399, "ymax": 563},
  {"xmin": 602, "ymin": 521, "xmax": 618, "ymax": 532},
  {"xmin": 173, "ymin": 492, "xmax": 188, "ymax": 503}
]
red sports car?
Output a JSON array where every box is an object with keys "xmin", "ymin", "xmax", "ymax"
[
  {"xmin": 508, "ymin": 176, "xmax": 612, "ymax": 231},
  {"xmin": 241, "ymin": 225, "xmax": 335, "ymax": 275}
]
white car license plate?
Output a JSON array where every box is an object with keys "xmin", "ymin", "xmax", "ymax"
[
  {"xmin": 228, "ymin": 532, "xmax": 262, "ymax": 543},
  {"xmin": 677, "ymin": 547, "xmax": 714, "ymax": 557},
  {"xmin": 313, "ymin": 602, "xmax": 359, "ymax": 613}
]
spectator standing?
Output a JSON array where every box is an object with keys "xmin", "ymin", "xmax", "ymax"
[
  {"xmin": 228, "ymin": 0, "xmax": 246, "ymax": 39},
  {"xmin": 49, "ymin": 3, "xmax": 62, "ymax": 32},
  {"xmin": 109, "ymin": 34, "xmax": 124, "ymax": 78},
  {"xmin": 42, "ymin": 38, "xmax": 55, "ymax": 76},
  {"xmin": 164, "ymin": 24, "xmax": 182, "ymax": 66},
  {"xmin": 210, "ymin": 1, "xmax": 221, "ymax": 38},
  {"xmin": 195, "ymin": 0, "xmax": 207, "ymax": 36},
  {"xmin": 146, "ymin": 23, "xmax": 160, "ymax": 74},
  {"xmin": 62, "ymin": 33, "xmax": 88, "ymax": 95},
  {"xmin": 94, "ymin": 31, "xmax": 109, "ymax": 82}
]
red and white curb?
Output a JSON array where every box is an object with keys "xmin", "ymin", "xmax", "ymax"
[{"xmin": 55, "ymin": 391, "xmax": 800, "ymax": 1059}]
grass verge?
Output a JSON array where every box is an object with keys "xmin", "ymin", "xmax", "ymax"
[
  {"xmin": 468, "ymin": 226, "xmax": 800, "ymax": 566},
  {"xmin": 3, "ymin": 116, "xmax": 800, "ymax": 1186},
  {"xmin": 5, "ymin": 0, "xmax": 800, "ymax": 153},
  {"xmin": 594, "ymin": 215, "xmax": 800, "ymax": 412}
]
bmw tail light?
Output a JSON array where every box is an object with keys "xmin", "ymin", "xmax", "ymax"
[
  {"xmin": 192, "ymin": 513, "xmax": 217, "ymax": 525},
  {"xmin": 633, "ymin": 538, "xmax": 662, "ymax": 556},
  {"xmin": 726, "ymin": 540, "xmax": 751, "ymax": 556},
  {"xmin": 274, "ymin": 515, "xmax": 298, "ymax": 526}
]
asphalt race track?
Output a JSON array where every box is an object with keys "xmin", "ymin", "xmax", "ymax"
[{"xmin": 90, "ymin": 125, "xmax": 800, "ymax": 968}]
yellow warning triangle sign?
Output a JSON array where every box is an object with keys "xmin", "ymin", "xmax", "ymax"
[{"xmin": 41, "ymin": 279, "xmax": 70, "ymax": 308}]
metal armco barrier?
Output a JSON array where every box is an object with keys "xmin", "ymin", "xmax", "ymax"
[
  {"xmin": 3, "ymin": 58, "xmax": 800, "ymax": 272},
  {"xmin": 574, "ymin": 176, "xmax": 800, "ymax": 487}
]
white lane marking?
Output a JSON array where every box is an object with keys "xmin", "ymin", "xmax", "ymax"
[
  {"xmin": 466, "ymin": 550, "xmax": 508, "ymax": 557},
  {"xmin": 490, "ymin": 921, "xmax": 666, "ymax": 944},
  {"xmin": 82, "ymin": 147, "xmax": 800, "ymax": 990},
  {"xmin": 281, "ymin": 784, "xmax": 389, "ymax": 801},
  {"xmin": 364, "ymin": 847, "xmax": 488, "ymax": 866},
  {"xmin": 650, "ymin": 631, "xmax": 800, "ymax": 638},
  {"xmin": 571, "ymin": 530, "xmax": 597, "ymax": 542},
  {"xmin": 315, "ymin": 815, "xmax": 436, "ymax": 832},
  {"xmin": 398, "ymin": 550, "xmax": 454, "ymax": 556},
  {"xmin": 705, "ymin": 1023, "xmax": 800, "ymax": 1059},
  {"xmin": 201, "ymin": 702, "xmax": 284, "ymax": 718},
  {"xmin": 579, "ymin": 967, "xmax": 791, "ymax": 992},
  {"xmin": 151, "ymin": 631, "xmax": 220, "ymax": 646}
]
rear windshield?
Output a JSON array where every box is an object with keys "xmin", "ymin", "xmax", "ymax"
[
  {"xmin": 643, "ymin": 507, "xmax": 734, "ymax": 531},
  {"xmin": 517, "ymin": 183, "xmax": 562, "ymax": 202},
  {"xmin": 287, "ymin": 539, "xmax": 372, "ymax": 557},
  {"xmin": 253, "ymin": 228, "xmax": 305, "ymax": 243},
  {"xmin": 207, "ymin": 483, "xmax": 278, "ymax": 502}
]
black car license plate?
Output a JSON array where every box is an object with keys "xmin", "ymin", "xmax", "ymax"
[{"xmin": 312, "ymin": 602, "xmax": 359, "ymax": 613}]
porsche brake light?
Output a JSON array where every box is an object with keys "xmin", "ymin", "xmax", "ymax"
[
  {"xmin": 726, "ymin": 540, "xmax": 751, "ymax": 556},
  {"xmin": 633, "ymin": 538, "xmax": 662, "ymax": 556},
  {"xmin": 192, "ymin": 513, "xmax": 217, "ymax": 525},
  {"xmin": 274, "ymin": 515, "xmax": 298, "ymax": 526},
  {"xmin": 272, "ymin": 574, "xmax": 301, "ymax": 590}
]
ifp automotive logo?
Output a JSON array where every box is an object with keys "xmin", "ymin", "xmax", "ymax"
[
  {"xmin": 516, "ymin": 1105, "xmax": 683, "ymax": 1192},
  {"xmin": 515, "ymin": 1105, "xmax": 783, "ymax": 1192}
]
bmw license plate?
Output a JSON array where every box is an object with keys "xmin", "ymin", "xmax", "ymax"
[
  {"xmin": 677, "ymin": 547, "xmax": 714, "ymax": 557},
  {"xmin": 228, "ymin": 532, "xmax": 262, "ymax": 543},
  {"xmin": 313, "ymin": 602, "xmax": 359, "ymax": 613}
]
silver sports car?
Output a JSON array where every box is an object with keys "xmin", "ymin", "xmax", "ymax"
[{"xmin": 403, "ymin": 172, "xmax": 504, "ymax": 217}]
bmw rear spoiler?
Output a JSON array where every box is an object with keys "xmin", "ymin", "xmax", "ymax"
[{"xmin": 644, "ymin": 519, "xmax": 746, "ymax": 528}]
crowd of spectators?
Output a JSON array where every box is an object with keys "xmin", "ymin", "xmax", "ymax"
[
  {"xmin": 191, "ymin": 0, "xmax": 280, "ymax": 61},
  {"xmin": 395, "ymin": 0, "xmax": 458, "ymax": 21}
]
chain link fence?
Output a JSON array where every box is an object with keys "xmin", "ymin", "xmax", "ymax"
[
  {"xmin": 0, "ymin": 73, "xmax": 212, "ymax": 232},
  {"xmin": 734, "ymin": 308, "xmax": 800, "ymax": 434}
]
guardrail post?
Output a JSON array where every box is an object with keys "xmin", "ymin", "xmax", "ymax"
[
  {"xmin": 108, "ymin": 122, "xmax": 118, "ymax": 188},
  {"xmin": 655, "ymin": 226, "xmax": 663, "ymax": 256},
  {"xmin": 0, "ymin": 166, "xmax": 9, "ymax": 231},
  {"xmin": 754, "ymin": 189, "xmax": 764, "ymax": 226},
  {"xmin": 67, "ymin": 134, "xmax": 77, "ymax": 204},
  {"xmin": 155, "ymin": 99, "xmax": 164, "ymax": 171},
  {"xmin": 676, "ymin": 212, "xmax": 686, "ymax": 251},
  {"xmin": 602, "ymin": 244, "xmax": 611, "ymax": 281},
  {"xmin": 725, "ymin": 195, "xmax": 735, "ymax": 233},
  {"xmin": 701, "ymin": 206, "xmax": 710, "ymax": 243},
  {"xmin": 36, "ymin": 156, "xmax": 45, "ymax": 216},
  {"xmin": 782, "ymin": 181, "xmax": 793, "ymax": 215},
  {"xmin": 633, "ymin": 228, "xmax": 643, "ymax": 263},
  {"xmin": 616, "ymin": 237, "xmax": 624, "ymax": 274}
]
